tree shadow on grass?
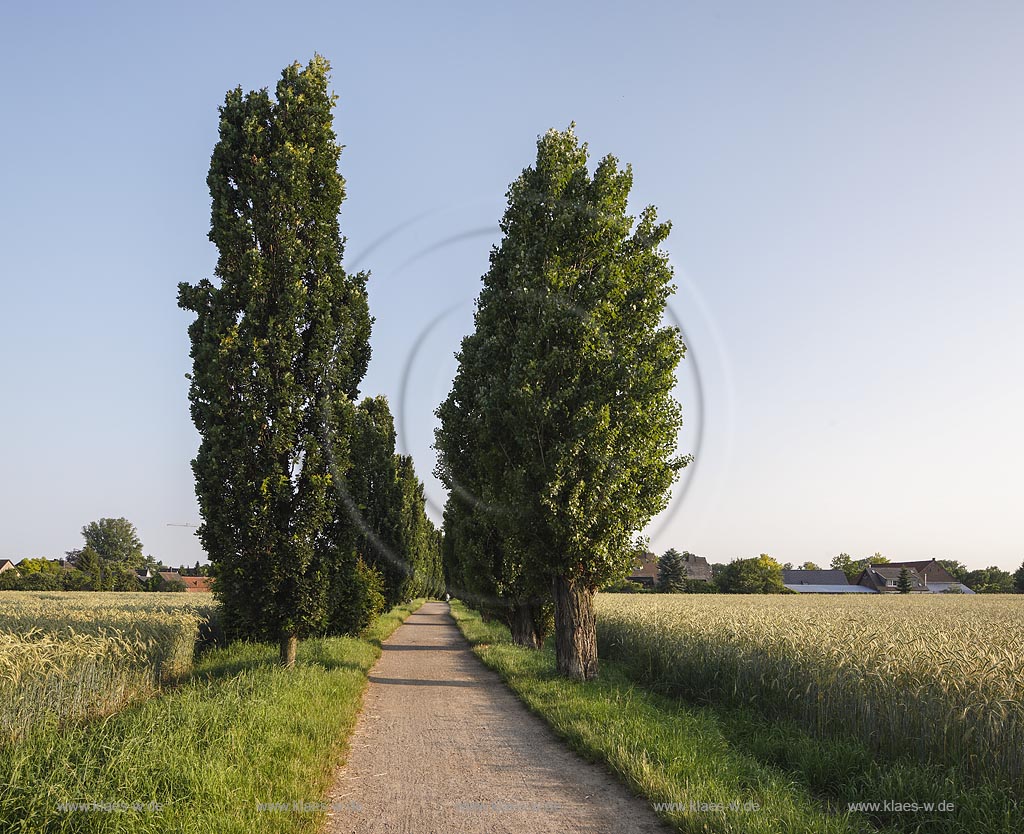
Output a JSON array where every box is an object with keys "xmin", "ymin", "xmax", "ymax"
[{"xmin": 191, "ymin": 640, "xmax": 364, "ymax": 681}]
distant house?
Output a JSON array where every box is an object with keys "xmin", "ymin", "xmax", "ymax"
[
  {"xmin": 180, "ymin": 576, "xmax": 212, "ymax": 593},
  {"xmin": 628, "ymin": 552, "xmax": 660, "ymax": 589},
  {"xmin": 782, "ymin": 569, "xmax": 875, "ymax": 594},
  {"xmin": 855, "ymin": 565, "xmax": 929, "ymax": 593},
  {"xmin": 627, "ymin": 551, "xmax": 713, "ymax": 588},
  {"xmin": 0, "ymin": 559, "xmax": 17, "ymax": 574},
  {"xmin": 157, "ymin": 570, "xmax": 184, "ymax": 588},
  {"xmin": 680, "ymin": 552, "xmax": 713, "ymax": 583},
  {"xmin": 883, "ymin": 559, "xmax": 975, "ymax": 594}
]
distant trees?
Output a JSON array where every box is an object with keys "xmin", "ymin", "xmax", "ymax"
[
  {"xmin": 81, "ymin": 518, "xmax": 144, "ymax": 568},
  {"xmin": 657, "ymin": 549, "xmax": 687, "ymax": 593},
  {"xmin": 1015, "ymin": 561, "xmax": 1024, "ymax": 594},
  {"xmin": 73, "ymin": 545, "xmax": 103, "ymax": 589},
  {"xmin": 343, "ymin": 396, "xmax": 444, "ymax": 607},
  {"xmin": 435, "ymin": 126, "xmax": 686, "ymax": 680},
  {"xmin": 831, "ymin": 553, "xmax": 858, "ymax": 581},
  {"xmin": 716, "ymin": 555, "xmax": 787, "ymax": 594},
  {"xmin": 63, "ymin": 519, "xmax": 146, "ymax": 591},
  {"xmin": 963, "ymin": 566, "xmax": 1015, "ymax": 594},
  {"xmin": 13, "ymin": 558, "xmax": 61, "ymax": 576},
  {"xmin": 831, "ymin": 552, "xmax": 889, "ymax": 582},
  {"xmin": 897, "ymin": 567, "xmax": 912, "ymax": 594}
]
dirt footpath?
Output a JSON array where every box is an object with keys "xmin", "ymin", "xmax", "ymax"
[{"xmin": 323, "ymin": 601, "xmax": 667, "ymax": 834}]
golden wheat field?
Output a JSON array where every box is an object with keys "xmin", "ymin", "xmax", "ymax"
[
  {"xmin": 596, "ymin": 593, "xmax": 1024, "ymax": 788},
  {"xmin": 0, "ymin": 592, "xmax": 218, "ymax": 743}
]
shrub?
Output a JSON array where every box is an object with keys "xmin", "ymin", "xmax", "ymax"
[{"xmin": 328, "ymin": 558, "xmax": 386, "ymax": 636}]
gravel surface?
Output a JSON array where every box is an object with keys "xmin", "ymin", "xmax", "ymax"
[{"xmin": 323, "ymin": 601, "xmax": 668, "ymax": 833}]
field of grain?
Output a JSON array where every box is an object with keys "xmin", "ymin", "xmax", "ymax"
[
  {"xmin": 597, "ymin": 594, "xmax": 1024, "ymax": 789},
  {"xmin": 0, "ymin": 592, "xmax": 218, "ymax": 742}
]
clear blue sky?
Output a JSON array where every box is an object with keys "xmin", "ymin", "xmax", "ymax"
[{"xmin": 1, "ymin": 1, "xmax": 1021, "ymax": 571}]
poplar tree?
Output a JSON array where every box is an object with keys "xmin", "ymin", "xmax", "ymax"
[
  {"xmin": 436, "ymin": 126, "xmax": 687, "ymax": 678},
  {"xmin": 178, "ymin": 56, "xmax": 371, "ymax": 666},
  {"xmin": 436, "ymin": 330, "xmax": 550, "ymax": 647},
  {"xmin": 345, "ymin": 396, "xmax": 405, "ymax": 605}
]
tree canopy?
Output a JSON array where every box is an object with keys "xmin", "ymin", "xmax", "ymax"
[
  {"xmin": 436, "ymin": 125, "xmax": 686, "ymax": 678},
  {"xmin": 178, "ymin": 56, "xmax": 373, "ymax": 665},
  {"xmin": 81, "ymin": 518, "xmax": 143, "ymax": 568},
  {"xmin": 716, "ymin": 555, "xmax": 787, "ymax": 594}
]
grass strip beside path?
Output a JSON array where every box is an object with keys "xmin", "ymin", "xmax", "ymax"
[{"xmin": 0, "ymin": 600, "xmax": 424, "ymax": 834}]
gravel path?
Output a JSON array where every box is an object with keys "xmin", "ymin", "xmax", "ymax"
[{"xmin": 323, "ymin": 601, "xmax": 668, "ymax": 834}]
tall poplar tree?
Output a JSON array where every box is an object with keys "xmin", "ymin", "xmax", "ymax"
[
  {"xmin": 436, "ymin": 328, "xmax": 551, "ymax": 647},
  {"xmin": 345, "ymin": 396, "xmax": 405, "ymax": 605},
  {"xmin": 436, "ymin": 126, "xmax": 687, "ymax": 678},
  {"xmin": 178, "ymin": 56, "xmax": 371, "ymax": 666}
]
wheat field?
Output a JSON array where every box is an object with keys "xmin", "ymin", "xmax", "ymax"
[
  {"xmin": 597, "ymin": 594, "xmax": 1024, "ymax": 788},
  {"xmin": 0, "ymin": 592, "xmax": 217, "ymax": 743}
]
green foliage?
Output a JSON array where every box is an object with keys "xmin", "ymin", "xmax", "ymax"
[
  {"xmin": 896, "ymin": 567, "xmax": 912, "ymax": 594},
  {"xmin": 1015, "ymin": 560, "xmax": 1024, "ymax": 594},
  {"xmin": 6, "ymin": 572, "xmax": 61, "ymax": 591},
  {"xmin": 656, "ymin": 549, "xmax": 687, "ymax": 593},
  {"xmin": 600, "ymin": 576, "xmax": 644, "ymax": 593},
  {"xmin": 345, "ymin": 396, "xmax": 404, "ymax": 604},
  {"xmin": 178, "ymin": 56, "xmax": 372, "ymax": 653},
  {"xmin": 801, "ymin": 561, "xmax": 820, "ymax": 571},
  {"xmin": 15, "ymin": 558, "xmax": 62, "ymax": 576},
  {"xmin": 716, "ymin": 554, "xmax": 787, "ymax": 594},
  {"xmin": 60, "ymin": 569, "xmax": 93, "ymax": 591},
  {"xmin": 81, "ymin": 518, "xmax": 144, "ymax": 568},
  {"xmin": 74, "ymin": 546, "xmax": 102, "ymax": 590},
  {"xmin": 964, "ymin": 565, "xmax": 1015, "ymax": 594},
  {"xmin": 342, "ymin": 397, "xmax": 444, "ymax": 606},
  {"xmin": 436, "ymin": 126, "xmax": 686, "ymax": 673},
  {"xmin": 394, "ymin": 455, "xmax": 445, "ymax": 599},
  {"xmin": 328, "ymin": 556, "xmax": 386, "ymax": 635}
]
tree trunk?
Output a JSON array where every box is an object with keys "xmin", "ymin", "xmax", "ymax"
[
  {"xmin": 280, "ymin": 633, "xmax": 298, "ymax": 668},
  {"xmin": 508, "ymin": 602, "xmax": 542, "ymax": 649},
  {"xmin": 553, "ymin": 576, "xmax": 598, "ymax": 680}
]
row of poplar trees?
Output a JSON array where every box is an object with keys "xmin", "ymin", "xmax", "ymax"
[
  {"xmin": 435, "ymin": 126, "xmax": 688, "ymax": 680},
  {"xmin": 178, "ymin": 57, "xmax": 443, "ymax": 666}
]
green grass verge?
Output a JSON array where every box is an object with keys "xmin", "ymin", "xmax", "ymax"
[
  {"xmin": 0, "ymin": 599, "xmax": 425, "ymax": 834},
  {"xmin": 450, "ymin": 601, "xmax": 1021, "ymax": 834}
]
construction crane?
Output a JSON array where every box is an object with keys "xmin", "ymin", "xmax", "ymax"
[{"xmin": 166, "ymin": 523, "xmax": 199, "ymax": 528}]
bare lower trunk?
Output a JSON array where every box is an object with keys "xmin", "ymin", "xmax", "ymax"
[
  {"xmin": 280, "ymin": 633, "xmax": 298, "ymax": 668},
  {"xmin": 508, "ymin": 602, "xmax": 543, "ymax": 649},
  {"xmin": 553, "ymin": 576, "xmax": 598, "ymax": 680}
]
